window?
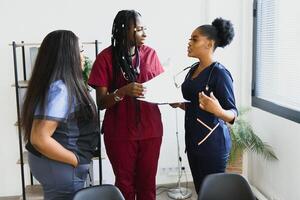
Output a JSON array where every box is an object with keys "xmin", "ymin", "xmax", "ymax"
[{"xmin": 252, "ymin": 0, "xmax": 300, "ymax": 123}]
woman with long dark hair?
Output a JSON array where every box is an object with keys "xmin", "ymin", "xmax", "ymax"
[
  {"xmin": 172, "ymin": 18, "xmax": 238, "ymax": 194},
  {"xmin": 21, "ymin": 30, "xmax": 99, "ymax": 200},
  {"xmin": 88, "ymin": 10, "xmax": 164, "ymax": 200}
]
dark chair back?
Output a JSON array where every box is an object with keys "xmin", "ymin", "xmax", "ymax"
[
  {"xmin": 198, "ymin": 173, "xmax": 256, "ymax": 200},
  {"xmin": 73, "ymin": 184, "xmax": 125, "ymax": 200}
]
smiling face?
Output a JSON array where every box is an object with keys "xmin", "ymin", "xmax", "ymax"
[
  {"xmin": 129, "ymin": 16, "xmax": 147, "ymax": 47},
  {"xmin": 187, "ymin": 29, "xmax": 214, "ymax": 59}
]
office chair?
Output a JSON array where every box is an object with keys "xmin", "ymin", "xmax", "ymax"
[
  {"xmin": 73, "ymin": 184, "xmax": 125, "ymax": 200},
  {"xmin": 198, "ymin": 173, "xmax": 256, "ymax": 200}
]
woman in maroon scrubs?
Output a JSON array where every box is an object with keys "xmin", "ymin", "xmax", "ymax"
[{"xmin": 88, "ymin": 10, "xmax": 164, "ymax": 200}]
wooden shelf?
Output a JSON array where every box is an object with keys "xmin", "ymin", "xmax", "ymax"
[{"xmin": 19, "ymin": 185, "xmax": 43, "ymax": 200}]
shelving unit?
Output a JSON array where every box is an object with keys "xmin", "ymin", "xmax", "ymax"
[{"xmin": 11, "ymin": 40, "xmax": 102, "ymax": 200}]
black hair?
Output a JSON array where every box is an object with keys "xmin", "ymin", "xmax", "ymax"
[
  {"xmin": 111, "ymin": 9, "xmax": 141, "ymax": 88},
  {"xmin": 110, "ymin": 10, "xmax": 142, "ymax": 126},
  {"xmin": 197, "ymin": 17, "xmax": 234, "ymax": 49},
  {"xmin": 21, "ymin": 30, "xmax": 97, "ymax": 142}
]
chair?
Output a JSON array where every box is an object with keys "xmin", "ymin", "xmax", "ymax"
[
  {"xmin": 73, "ymin": 184, "xmax": 125, "ymax": 200},
  {"xmin": 198, "ymin": 173, "xmax": 256, "ymax": 200}
]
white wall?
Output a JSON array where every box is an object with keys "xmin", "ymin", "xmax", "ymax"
[
  {"xmin": 248, "ymin": 109, "xmax": 300, "ymax": 200},
  {"xmin": 231, "ymin": 1, "xmax": 300, "ymax": 200},
  {"xmin": 0, "ymin": 0, "xmax": 205, "ymax": 196},
  {"xmin": 2, "ymin": 0, "xmax": 299, "ymax": 199}
]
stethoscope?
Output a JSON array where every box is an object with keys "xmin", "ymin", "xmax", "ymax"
[
  {"xmin": 179, "ymin": 62, "xmax": 219, "ymax": 146},
  {"xmin": 120, "ymin": 48, "xmax": 141, "ymax": 81},
  {"xmin": 174, "ymin": 61, "xmax": 218, "ymax": 92}
]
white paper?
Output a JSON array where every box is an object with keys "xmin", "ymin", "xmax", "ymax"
[{"xmin": 137, "ymin": 70, "xmax": 189, "ymax": 104}]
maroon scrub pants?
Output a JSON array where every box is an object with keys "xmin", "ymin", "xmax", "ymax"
[{"xmin": 104, "ymin": 137, "xmax": 162, "ymax": 200}]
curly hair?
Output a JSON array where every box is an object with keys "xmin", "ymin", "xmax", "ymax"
[{"xmin": 197, "ymin": 17, "xmax": 234, "ymax": 49}]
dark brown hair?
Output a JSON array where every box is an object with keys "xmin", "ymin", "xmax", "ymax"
[{"xmin": 21, "ymin": 30, "xmax": 97, "ymax": 142}]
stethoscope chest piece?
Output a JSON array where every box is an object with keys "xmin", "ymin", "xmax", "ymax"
[{"xmin": 205, "ymin": 85, "xmax": 209, "ymax": 92}]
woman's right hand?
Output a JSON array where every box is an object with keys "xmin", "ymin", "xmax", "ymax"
[
  {"xmin": 30, "ymin": 119, "xmax": 81, "ymax": 167},
  {"xmin": 169, "ymin": 103, "xmax": 185, "ymax": 110},
  {"xmin": 72, "ymin": 153, "xmax": 79, "ymax": 168},
  {"xmin": 120, "ymin": 82, "xmax": 146, "ymax": 98},
  {"xmin": 170, "ymin": 103, "xmax": 182, "ymax": 108}
]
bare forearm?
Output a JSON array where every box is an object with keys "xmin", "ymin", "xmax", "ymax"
[
  {"xmin": 96, "ymin": 86, "xmax": 128, "ymax": 110},
  {"xmin": 32, "ymin": 137, "xmax": 78, "ymax": 167},
  {"xmin": 96, "ymin": 82, "xmax": 145, "ymax": 110},
  {"xmin": 216, "ymin": 109, "xmax": 235, "ymax": 123},
  {"xmin": 97, "ymin": 92, "xmax": 118, "ymax": 110}
]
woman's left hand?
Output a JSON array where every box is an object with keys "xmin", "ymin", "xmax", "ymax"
[{"xmin": 199, "ymin": 91, "xmax": 223, "ymax": 117}]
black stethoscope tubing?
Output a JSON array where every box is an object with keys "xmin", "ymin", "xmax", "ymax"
[{"xmin": 182, "ymin": 62, "xmax": 218, "ymax": 92}]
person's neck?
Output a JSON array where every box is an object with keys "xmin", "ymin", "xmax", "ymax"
[{"xmin": 198, "ymin": 56, "xmax": 213, "ymax": 70}]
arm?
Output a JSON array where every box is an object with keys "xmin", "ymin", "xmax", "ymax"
[
  {"xmin": 95, "ymin": 82, "xmax": 146, "ymax": 110},
  {"xmin": 198, "ymin": 92, "xmax": 235, "ymax": 123},
  {"xmin": 170, "ymin": 103, "xmax": 186, "ymax": 111},
  {"xmin": 199, "ymin": 67, "xmax": 237, "ymax": 123},
  {"xmin": 30, "ymin": 119, "xmax": 78, "ymax": 167}
]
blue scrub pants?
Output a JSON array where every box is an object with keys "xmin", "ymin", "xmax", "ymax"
[
  {"xmin": 187, "ymin": 150, "xmax": 229, "ymax": 194},
  {"xmin": 28, "ymin": 152, "xmax": 89, "ymax": 200}
]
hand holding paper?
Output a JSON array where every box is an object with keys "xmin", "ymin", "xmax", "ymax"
[{"xmin": 137, "ymin": 70, "xmax": 189, "ymax": 104}]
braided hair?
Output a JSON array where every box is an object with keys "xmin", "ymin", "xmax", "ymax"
[
  {"xmin": 111, "ymin": 10, "xmax": 141, "ymax": 89},
  {"xmin": 111, "ymin": 10, "xmax": 142, "ymax": 126}
]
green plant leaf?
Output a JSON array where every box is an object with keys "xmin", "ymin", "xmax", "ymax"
[
  {"xmin": 228, "ymin": 108, "xmax": 278, "ymax": 164},
  {"xmin": 82, "ymin": 56, "xmax": 92, "ymax": 87}
]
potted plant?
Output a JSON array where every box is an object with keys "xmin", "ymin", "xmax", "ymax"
[
  {"xmin": 82, "ymin": 56, "xmax": 92, "ymax": 87},
  {"xmin": 226, "ymin": 108, "xmax": 278, "ymax": 173}
]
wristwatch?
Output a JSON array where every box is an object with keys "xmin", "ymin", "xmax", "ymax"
[{"xmin": 113, "ymin": 89, "xmax": 124, "ymax": 102}]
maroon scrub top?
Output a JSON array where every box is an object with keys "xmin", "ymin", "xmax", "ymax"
[{"xmin": 88, "ymin": 45, "xmax": 164, "ymax": 140}]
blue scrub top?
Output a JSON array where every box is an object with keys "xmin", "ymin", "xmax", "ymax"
[
  {"xmin": 182, "ymin": 62, "xmax": 237, "ymax": 155},
  {"xmin": 26, "ymin": 80, "xmax": 100, "ymax": 164}
]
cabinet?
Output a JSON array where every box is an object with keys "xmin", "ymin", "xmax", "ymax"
[{"xmin": 11, "ymin": 40, "xmax": 102, "ymax": 200}]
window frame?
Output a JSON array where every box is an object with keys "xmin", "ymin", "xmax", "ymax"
[{"xmin": 251, "ymin": 0, "xmax": 300, "ymax": 123}]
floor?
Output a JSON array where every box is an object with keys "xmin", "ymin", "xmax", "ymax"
[
  {"xmin": 156, "ymin": 182, "xmax": 197, "ymax": 200},
  {"xmin": 0, "ymin": 182, "xmax": 197, "ymax": 200}
]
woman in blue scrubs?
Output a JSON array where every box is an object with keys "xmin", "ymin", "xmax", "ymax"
[
  {"xmin": 172, "ymin": 18, "xmax": 237, "ymax": 194},
  {"xmin": 21, "ymin": 30, "xmax": 99, "ymax": 199}
]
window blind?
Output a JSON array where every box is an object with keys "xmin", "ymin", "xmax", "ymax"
[{"xmin": 255, "ymin": 0, "xmax": 300, "ymax": 112}]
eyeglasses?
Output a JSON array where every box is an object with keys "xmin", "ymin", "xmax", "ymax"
[{"xmin": 134, "ymin": 26, "xmax": 147, "ymax": 32}]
